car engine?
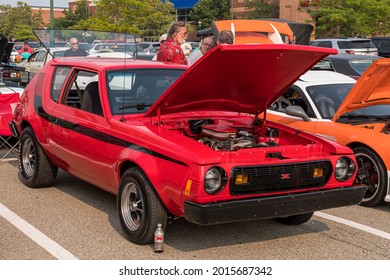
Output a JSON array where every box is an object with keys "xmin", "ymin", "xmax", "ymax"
[{"xmin": 194, "ymin": 122, "xmax": 279, "ymax": 151}]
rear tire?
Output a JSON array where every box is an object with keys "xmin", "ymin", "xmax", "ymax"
[
  {"xmin": 18, "ymin": 127, "xmax": 58, "ymax": 188},
  {"xmin": 353, "ymin": 147, "xmax": 386, "ymax": 207},
  {"xmin": 275, "ymin": 212, "xmax": 314, "ymax": 225},
  {"xmin": 118, "ymin": 167, "xmax": 167, "ymax": 244}
]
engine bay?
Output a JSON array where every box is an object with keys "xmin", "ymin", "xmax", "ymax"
[{"xmin": 162, "ymin": 117, "xmax": 315, "ymax": 152}]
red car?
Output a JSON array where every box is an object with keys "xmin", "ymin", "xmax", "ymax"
[{"xmin": 11, "ymin": 38, "xmax": 366, "ymax": 244}]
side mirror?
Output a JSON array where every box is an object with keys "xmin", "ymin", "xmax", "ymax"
[{"xmin": 285, "ymin": 105, "xmax": 311, "ymax": 122}]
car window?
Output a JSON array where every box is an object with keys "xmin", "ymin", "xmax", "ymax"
[
  {"xmin": 34, "ymin": 50, "xmax": 47, "ymax": 62},
  {"xmin": 62, "ymin": 70, "xmax": 101, "ymax": 116},
  {"xmin": 316, "ymin": 41, "xmax": 332, "ymax": 48},
  {"xmin": 337, "ymin": 40, "xmax": 373, "ymax": 49},
  {"xmin": 270, "ymin": 87, "xmax": 316, "ymax": 118},
  {"xmin": 52, "ymin": 66, "xmax": 72, "ymax": 102},
  {"xmin": 306, "ymin": 84, "xmax": 354, "ymax": 119},
  {"xmin": 106, "ymin": 69, "xmax": 185, "ymax": 115},
  {"xmin": 349, "ymin": 59, "xmax": 377, "ymax": 75}
]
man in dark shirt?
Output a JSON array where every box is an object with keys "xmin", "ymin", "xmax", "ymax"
[{"xmin": 64, "ymin": 38, "xmax": 88, "ymax": 57}]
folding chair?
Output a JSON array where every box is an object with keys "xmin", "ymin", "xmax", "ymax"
[{"xmin": 0, "ymin": 92, "xmax": 20, "ymax": 162}]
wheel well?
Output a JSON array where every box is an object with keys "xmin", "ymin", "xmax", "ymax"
[{"xmin": 119, "ymin": 160, "xmax": 173, "ymax": 218}]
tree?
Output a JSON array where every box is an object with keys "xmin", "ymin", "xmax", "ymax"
[
  {"xmin": 53, "ymin": 1, "xmax": 89, "ymax": 29},
  {"xmin": 243, "ymin": 0, "xmax": 279, "ymax": 19},
  {"xmin": 301, "ymin": 0, "xmax": 390, "ymax": 37},
  {"xmin": 0, "ymin": 2, "xmax": 44, "ymax": 40},
  {"xmin": 71, "ymin": 0, "xmax": 176, "ymax": 41},
  {"xmin": 188, "ymin": 0, "xmax": 231, "ymax": 30}
]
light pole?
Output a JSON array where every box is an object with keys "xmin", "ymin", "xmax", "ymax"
[
  {"xmin": 231, "ymin": 0, "xmax": 234, "ymax": 19},
  {"xmin": 49, "ymin": 0, "xmax": 54, "ymax": 47}
]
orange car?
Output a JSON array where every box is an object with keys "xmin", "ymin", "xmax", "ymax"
[
  {"xmin": 267, "ymin": 60, "xmax": 390, "ymax": 206},
  {"xmin": 211, "ymin": 19, "xmax": 295, "ymax": 44}
]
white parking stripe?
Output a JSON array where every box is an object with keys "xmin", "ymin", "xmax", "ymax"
[
  {"xmin": 315, "ymin": 211, "xmax": 390, "ymax": 240},
  {"xmin": 0, "ymin": 202, "xmax": 78, "ymax": 260}
]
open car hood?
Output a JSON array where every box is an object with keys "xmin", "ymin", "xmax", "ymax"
[
  {"xmin": 145, "ymin": 44, "xmax": 336, "ymax": 118},
  {"xmin": 333, "ymin": 58, "xmax": 390, "ymax": 120}
]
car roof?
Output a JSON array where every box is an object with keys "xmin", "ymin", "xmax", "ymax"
[{"xmin": 298, "ymin": 70, "xmax": 356, "ymax": 83}]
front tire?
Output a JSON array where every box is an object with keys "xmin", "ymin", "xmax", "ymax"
[
  {"xmin": 118, "ymin": 168, "xmax": 167, "ymax": 244},
  {"xmin": 353, "ymin": 147, "xmax": 386, "ymax": 207},
  {"xmin": 18, "ymin": 127, "xmax": 58, "ymax": 188},
  {"xmin": 275, "ymin": 212, "xmax": 314, "ymax": 225}
]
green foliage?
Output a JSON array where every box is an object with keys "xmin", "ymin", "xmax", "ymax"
[
  {"xmin": 72, "ymin": 0, "xmax": 176, "ymax": 40},
  {"xmin": 188, "ymin": 0, "xmax": 231, "ymax": 30},
  {"xmin": 302, "ymin": 0, "xmax": 390, "ymax": 37},
  {"xmin": 0, "ymin": 2, "xmax": 43, "ymax": 40},
  {"xmin": 243, "ymin": 0, "xmax": 279, "ymax": 19}
]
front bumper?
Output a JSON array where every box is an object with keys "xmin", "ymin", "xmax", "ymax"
[{"xmin": 184, "ymin": 185, "xmax": 367, "ymax": 225}]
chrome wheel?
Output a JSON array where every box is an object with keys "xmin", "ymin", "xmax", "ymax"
[
  {"xmin": 121, "ymin": 182, "xmax": 144, "ymax": 231},
  {"xmin": 21, "ymin": 137, "xmax": 36, "ymax": 178}
]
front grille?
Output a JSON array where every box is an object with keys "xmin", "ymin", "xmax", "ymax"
[{"xmin": 230, "ymin": 161, "xmax": 332, "ymax": 195}]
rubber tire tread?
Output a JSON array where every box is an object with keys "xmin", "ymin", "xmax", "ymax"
[
  {"xmin": 18, "ymin": 126, "xmax": 58, "ymax": 188},
  {"xmin": 353, "ymin": 146, "xmax": 386, "ymax": 207},
  {"xmin": 118, "ymin": 167, "xmax": 167, "ymax": 245}
]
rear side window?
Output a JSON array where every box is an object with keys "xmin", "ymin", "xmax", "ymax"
[
  {"xmin": 338, "ymin": 40, "xmax": 373, "ymax": 49},
  {"xmin": 312, "ymin": 41, "xmax": 332, "ymax": 48},
  {"xmin": 52, "ymin": 66, "xmax": 71, "ymax": 102}
]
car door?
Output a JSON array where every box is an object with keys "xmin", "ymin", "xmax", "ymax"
[
  {"xmin": 24, "ymin": 50, "xmax": 47, "ymax": 79},
  {"xmin": 49, "ymin": 67, "xmax": 112, "ymax": 189}
]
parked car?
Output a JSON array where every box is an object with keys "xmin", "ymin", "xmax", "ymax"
[
  {"xmin": 312, "ymin": 54, "xmax": 380, "ymax": 80},
  {"xmin": 19, "ymin": 47, "xmax": 68, "ymax": 84},
  {"xmin": 268, "ymin": 66, "xmax": 390, "ymax": 206},
  {"xmin": 370, "ymin": 37, "xmax": 390, "ymax": 58},
  {"xmin": 11, "ymin": 33, "xmax": 366, "ymax": 245},
  {"xmin": 137, "ymin": 41, "xmax": 160, "ymax": 52},
  {"xmin": 310, "ymin": 38, "xmax": 378, "ymax": 56}
]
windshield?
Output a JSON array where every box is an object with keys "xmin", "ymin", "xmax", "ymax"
[
  {"xmin": 349, "ymin": 59, "xmax": 377, "ymax": 74},
  {"xmin": 307, "ymin": 84, "xmax": 354, "ymax": 119},
  {"xmin": 106, "ymin": 69, "xmax": 185, "ymax": 115}
]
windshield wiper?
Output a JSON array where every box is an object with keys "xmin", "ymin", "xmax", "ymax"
[
  {"xmin": 119, "ymin": 102, "xmax": 153, "ymax": 110},
  {"xmin": 339, "ymin": 113, "xmax": 390, "ymax": 121}
]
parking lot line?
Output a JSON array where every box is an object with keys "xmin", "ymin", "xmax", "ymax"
[
  {"xmin": 315, "ymin": 211, "xmax": 390, "ymax": 240},
  {"xmin": 0, "ymin": 202, "xmax": 78, "ymax": 260}
]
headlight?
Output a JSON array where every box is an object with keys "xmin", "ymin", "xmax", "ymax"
[
  {"xmin": 204, "ymin": 166, "xmax": 227, "ymax": 194},
  {"xmin": 335, "ymin": 157, "xmax": 356, "ymax": 181}
]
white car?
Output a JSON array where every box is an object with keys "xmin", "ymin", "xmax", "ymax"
[{"xmin": 19, "ymin": 47, "xmax": 68, "ymax": 84}]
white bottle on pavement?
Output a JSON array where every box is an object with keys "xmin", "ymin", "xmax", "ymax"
[{"xmin": 154, "ymin": 223, "xmax": 164, "ymax": 253}]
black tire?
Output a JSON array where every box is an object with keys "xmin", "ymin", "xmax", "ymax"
[
  {"xmin": 118, "ymin": 167, "xmax": 167, "ymax": 245},
  {"xmin": 18, "ymin": 126, "xmax": 58, "ymax": 188},
  {"xmin": 353, "ymin": 147, "xmax": 387, "ymax": 207},
  {"xmin": 275, "ymin": 212, "xmax": 314, "ymax": 225}
]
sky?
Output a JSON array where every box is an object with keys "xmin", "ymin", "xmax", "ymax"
[{"xmin": 2, "ymin": 0, "xmax": 69, "ymax": 8}]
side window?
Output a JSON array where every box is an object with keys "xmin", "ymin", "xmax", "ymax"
[
  {"xmin": 62, "ymin": 70, "xmax": 102, "ymax": 116},
  {"xmin": 51, "ymin": 66, "xmax": 71, "ymax": 102},
  {"xmin": 34, "ymin": 51, "xmax": 46, "ymax": 62},
  {"xmin": 318, "ymin": 41, "xmax": 332, "ymax": 48}
]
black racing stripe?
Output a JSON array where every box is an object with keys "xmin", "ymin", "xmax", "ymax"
[{"xmin": 33, "ymin": 100, "xmax": 188, "ymax": 167}]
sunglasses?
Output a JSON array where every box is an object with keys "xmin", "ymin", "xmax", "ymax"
[{"xmin": 72, "ymin": 42, "xmax": 79, "ymax": 45}]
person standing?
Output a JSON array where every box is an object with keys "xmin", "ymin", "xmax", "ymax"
[
  {"xmin": 156, "ymin": 21, "xmax": 188, "ymax": 65},
  {"xmin": 64, "ymin": 38, "xmax": 88, "ymax": 57},
  {"xmin": 18, "ymin": 41, "xmax": 33, "ymax": 54},
  {"xmin": 216, "ymin": 30, "xmax": 234, "ymax": 45},
  {"xmin": 187, "ymin": 36, "xmax": 215, "ymax": 66},
  {"xmin": 21, "ymin": 46, "xmax": 31, "ymax": 61}
]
